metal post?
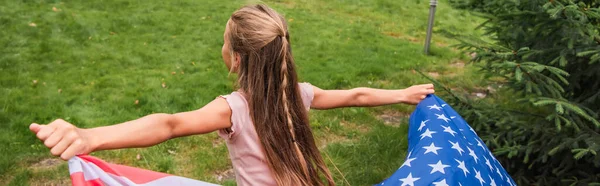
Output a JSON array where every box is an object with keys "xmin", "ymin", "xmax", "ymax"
[{"xmin": 424, "ymin": 0, "xmax": 437, "ymax": 55}]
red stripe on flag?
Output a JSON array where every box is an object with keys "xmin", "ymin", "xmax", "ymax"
[
  {"xmin": 77, "ymin": 155, "xmax": 171, "ymax": 184},
  {"xmin": 70, "ymin": 172, "xmax": 105, "ymax": 186}
]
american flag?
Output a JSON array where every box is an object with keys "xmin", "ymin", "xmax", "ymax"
[
  {"xmin": 68, "ymin": 155, "xmax": 218, "ymax": 186},
  {"xmin": 377, "ymin": 95, "xmax": 516, "ymax": 186}
]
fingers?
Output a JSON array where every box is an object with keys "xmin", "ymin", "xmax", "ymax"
[
  {"xmin": 44, "ymin": 128, "xmax": 66, "ymax": 148},
  {"xmin": 419, "ymin": 84, "xmax": 435, "ymax": 94},
  {"xmin": 427, "ymin": 88, "xmax": 435, "ymax": 94},
  {"xmin": 35, "ymin": 125, "xmax": 56, "ymax": 141},
  {"xmin": 30, "ymin": 119, "xmax": 84, "ymax": 160},
  {"xmin": 417, "ymin": 83, "xmax": 434, "ymax": 89},
  {"xmin": 29, "ymin": 123, "xmax": 42, "ymax": 133},
  {"xmin": 50, "ymin": 134, "xmax": 73, "ymax": 157},
  {"xmin": 61, "ymin": 140, "xmax": 84, "ymax": 160}
]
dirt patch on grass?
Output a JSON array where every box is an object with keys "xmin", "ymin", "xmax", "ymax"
[
  {"xmin": 28, "ymin": 178, "xmax": 71, "ymax": 186},
  {"xmin": 31, "ymin": 158, "xmax": 63, "ymax": 170},
  {"xmin": 436, "ymin": 42, "xmax": 449, "ymax": 47},
  {"xmin": 450, "ymin": 61, "xmax": 466, "ymax": 68},
  {"xmin": 26, "ymin": 158, "xmax": 71, "ymax": 186},
  {"xmin": 212, "ymin": 136, "xmax": 225, "ymax": 148},
  {"xmin": 339, "ymin": 121, "xmax": 370, "ymax": 133},
  {"xmin": 427, "ymin": 72, "xmax": 441, "ymax": 79},
  {"xmin": 215, "ymin": 168, "xmax": 236, "ymax": 182},
  {"xmin": 376, "ymin": 110, "xmax": 410, "ymax": 127},
  {"xmin": 381, "ymin": 32, "xmax": 420, "ymax": 43},
  {"xmin": 317, "ymin": 132, "xmax": 352, "ymax": 150}
]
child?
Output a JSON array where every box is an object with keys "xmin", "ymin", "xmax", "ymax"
[{"xmin": 30, "ymin": 4, "xmax": 434, "ymax": 186}]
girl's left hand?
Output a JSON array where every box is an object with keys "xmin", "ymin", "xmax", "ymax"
[{"xmin": 400, "ymin": 84, "xmax": 435, "ymax": 105}]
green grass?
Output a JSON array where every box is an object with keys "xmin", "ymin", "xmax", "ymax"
[{"xmin": 0, "ymin": 0, "xmax": 484, "ymax": 185}]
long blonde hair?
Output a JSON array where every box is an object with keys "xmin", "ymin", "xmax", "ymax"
[{"xmin": 226, "ymin": 4, "xmax": 335, "ymax": 186}]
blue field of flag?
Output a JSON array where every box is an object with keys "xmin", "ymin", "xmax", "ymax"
[{"xmin": 377, "ymin": 95, "xmax": 516, "ymax": 186}]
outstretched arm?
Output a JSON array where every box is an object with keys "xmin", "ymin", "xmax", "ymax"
[
  {"xmin": 30, "ymin": 98, "xmax": 232, "ymax": 160},
  {"xmin": 310, "ymin": 84, "xmax": 434, "ymax": 109}
]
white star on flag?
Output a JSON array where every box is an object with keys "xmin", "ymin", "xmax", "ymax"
[
  {"xmin": 441, "ymin": 125, "xmax": 457, "ymax": 136},
  {"xmin": 399, "ymin": 173, "xmax": 420, "ymax": 186},
  {"xmin": 495, "ymin": 165, "xmax": 503, "ymax": 180},
  {"xmin": 435, "ymin": 114, "xmax": 450, "ymax": 123},
  {"xmin": 428, "ymin": 160, "xmax": 451, "ymax": 174},
  {"xmin": 433, "ymin": 179, "xmax": 449, "ymax": 186},
  {"xmin": 420, "ymin": 129, "xmax": 437, "ymax": 139},
  {"xmin": 475, "ymin": 169, "xmax": 486, "ymax": 185},
  {"xmin": 423, "ymin": 142, "xmax": 442, "ymax": 155},
  {"xmin": 455, "ymin": 159, "xmax": 469, "ymax": 176},
  {"xmin": 476, "ymin": 140, "xmax": 485, "ymax": 149},
  {"xmin": 428, "ymin": 104, "xmax": 442, "ymax": 111},
  {"xmin": 418, "ymin": 120, "xmax": 429, "ymax": 131},
  {"xmin": 469, "ymin": 126, "xmax": 477, "ymax": 134},
  {"xmin": 484, "ymin": 157, "xmax": 494, "ymax": 171},
  {"xmin": 401, "ymin": 157, "xmax": 416, "ymax": 168},
  {"xmin": 449, "ymin": 141, "xmax": 464, "ymax": 155},
  {"xmin": 468, "ymin": 147, "xmax": 479, "ymax": 163},
  {"xmin": 490, "ymin": 176, "xmax": 497, "ymax": 186}
]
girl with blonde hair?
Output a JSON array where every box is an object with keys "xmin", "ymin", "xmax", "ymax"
[{"xmin": 30, "ymin": 4, "xmax": 434, "ymax": 186}]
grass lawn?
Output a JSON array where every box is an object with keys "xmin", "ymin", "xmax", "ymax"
[{"xmin": 0, "ymin": 0, "xmax": 484, "ymax": 185}]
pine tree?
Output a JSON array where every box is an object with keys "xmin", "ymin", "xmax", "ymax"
[{"xmin": 442, "ymin": 0, "xmax": 600, "ymax": 185}]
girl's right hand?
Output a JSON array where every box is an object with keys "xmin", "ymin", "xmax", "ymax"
[
  {"xmin": 401, "ymin": 84, "xmax": 435, "ymax": 105},
  {"xmin": 30, "ymin": 119, "xmax": 95, "ymax": 160}
]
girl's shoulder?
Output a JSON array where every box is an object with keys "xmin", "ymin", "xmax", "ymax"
[{"xmin": 298, "ymin": 82, "xmax": 314, "ymax": 109}]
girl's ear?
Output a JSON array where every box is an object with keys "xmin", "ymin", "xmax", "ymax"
[{"xmin": 233, "ymin": 52, "xmax": 241, "ymax": 70}]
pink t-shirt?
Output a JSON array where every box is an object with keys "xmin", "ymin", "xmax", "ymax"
[{"xmin": 217, "ymin": 83, "xmax": 314, "ymax": 186}]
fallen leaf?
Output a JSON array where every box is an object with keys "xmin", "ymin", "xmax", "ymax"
[
  {"xmin": 136, "ymin": 154, "xmax": 141, "ymax": 160},
  {"xmin": 134, "ymin": 100, "xmax": 139, "ymax": 105},
  {"xmin": 33, "ymin": 80, "xmax": 38, "ymax": 84},
  {"xmin": 161, "ymin": 83, "xmax": 166, "ymax": 88},
  {"xmin": 167, "ymin": 150, "xmax": 176, "ymax": 155},
  {"xmin": 52, "ymin": 7, "xmax": 60, "ymax": 12},
  {"xmin": 171, "ymin": 71, "xmax": 176, "ymax": 75},
  {"xmin": 58, "ymin": 89, "xmax": 62, "ymax": 93},
  {"xmin": 29, "ymin": 22, "xmax": 37, "ymax": 27}
]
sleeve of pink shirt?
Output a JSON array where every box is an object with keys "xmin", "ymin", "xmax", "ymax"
[
  {"xmin": 298, "ymin": 82, "xmax": 314, "ymax": 109},
  {"xmin": 217, "ymin": 92, "xmax": 246, "ymax": 140}
]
